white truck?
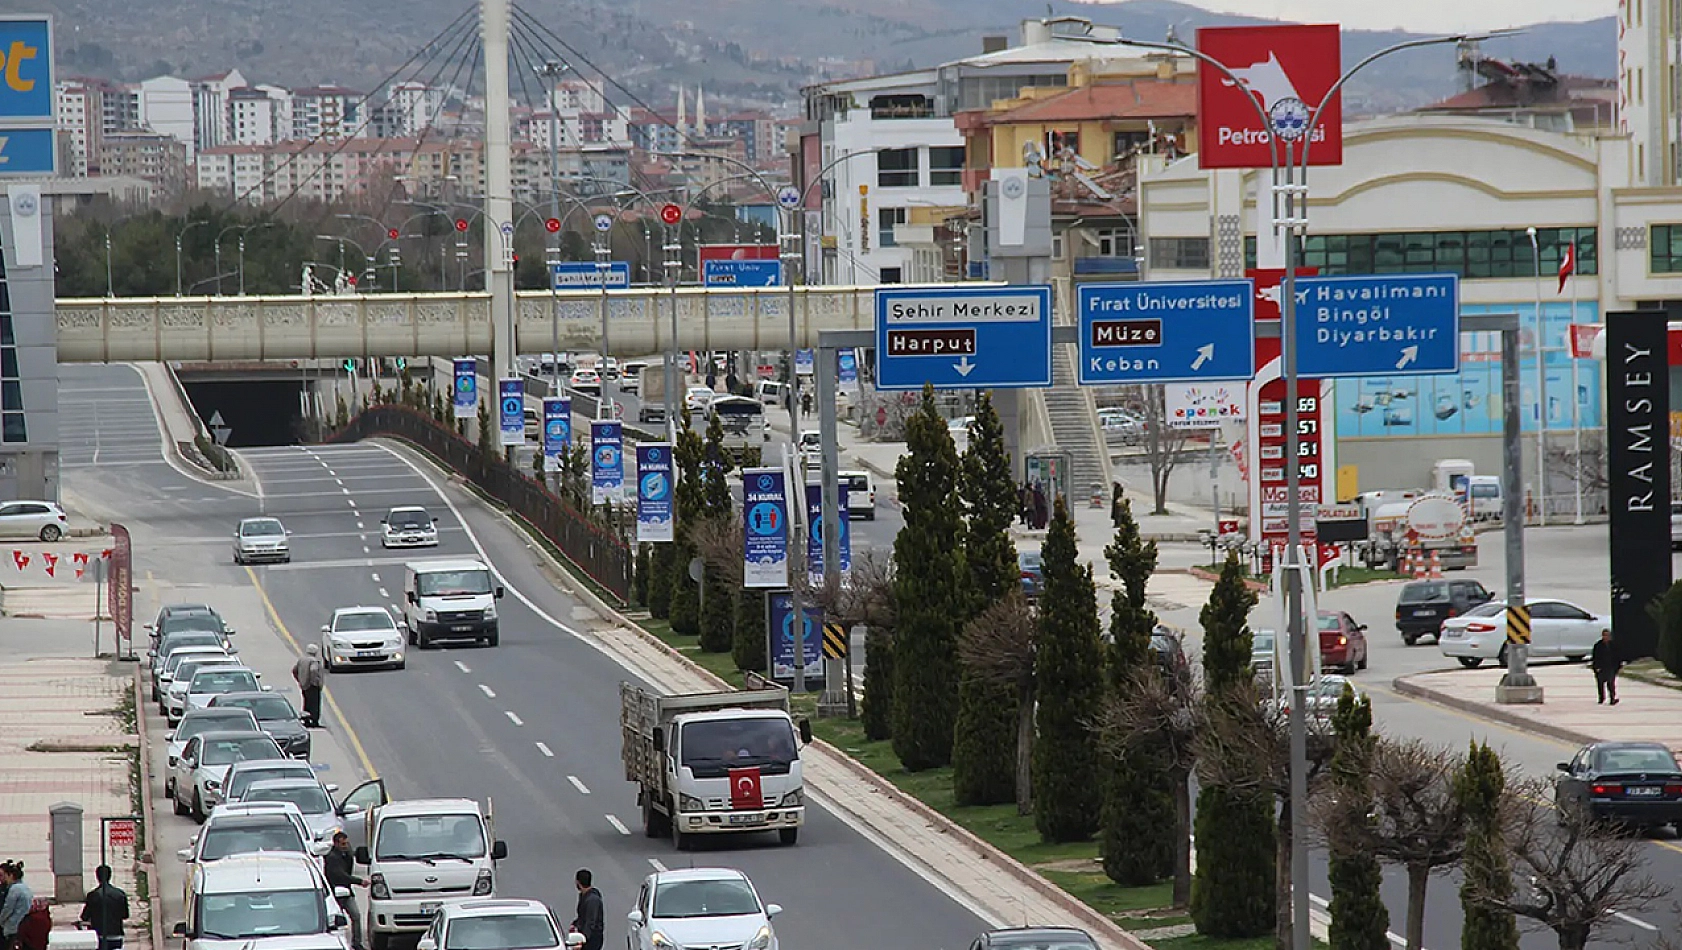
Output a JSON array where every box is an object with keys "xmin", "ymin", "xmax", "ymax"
[
  {"xmin": 621, "ymin": 682, "xmax": 813, "ymax": 849},
  {"xmin": 355, "ymin": 796, "xmax": 507, "ymax": 950}
]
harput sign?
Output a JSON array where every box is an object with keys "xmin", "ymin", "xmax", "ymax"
[{"xmin": 1196, "ymin": 23, "xmax": 1343, "ymax": 169}]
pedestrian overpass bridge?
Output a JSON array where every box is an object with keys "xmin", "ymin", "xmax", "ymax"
[{"xmin": 54, "ymin": 286, "xmax": 886, "ymax": 362}]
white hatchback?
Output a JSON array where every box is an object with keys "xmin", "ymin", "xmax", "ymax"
[{"xmin": 626, "ymin": 868, "xmax": 781, "ymax": 950}]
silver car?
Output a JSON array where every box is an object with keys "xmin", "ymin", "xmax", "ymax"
[
  {"xmin": 222, "ymin": 759, "xmax": 330, "ymax": 807},
  {"xmin": 322, "ymin": 606, "xmax": 405, "ymax": 671},
  {"xmin": 167, "ymin": 708, "xmax": 261, "ymax": 799},
  {"xmin": 380, "ymin": 507, "xmax": 439, "ymax": 549},
  {"xmin": 182, "ymin": 666, "xmax": 266, "ymax": 716},
  {"xmin": 233, "ymin": 517, "xmax": 291, "ymax": 565},
  {"xmin": 0, "ymin": 500, "xmax": 69, "ymax": 540},
  {"xmin": 165, "ymin": 655, "xmax": 244, "ymax": 724},
  {"xmin": 172, "ymin": 731, "xmax": 285, "ymax": 822},
  {"xmin": 241, "ymin": 779, "xmax": 347, "ymax": 844}
]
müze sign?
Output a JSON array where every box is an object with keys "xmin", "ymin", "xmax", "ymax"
[{"xmin": 1605, "ymin": 311, "xmax": 1672, "ymax": 662}]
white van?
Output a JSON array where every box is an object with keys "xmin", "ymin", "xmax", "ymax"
[
  {"xmin": 755, "ymin": 380, "xmax": 786, "ymax": 406},
  {"xmin": 402, "ymin": 560, "xmax": 504, "ymax": 649},
  {"xmin": 839, "ymin": 471, "xmax": 876, "ymax": 521},
  {"xmin": 356, "ymin": 798, "xmax": 507, "ymax": 950}
]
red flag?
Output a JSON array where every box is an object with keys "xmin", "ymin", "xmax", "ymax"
[
  {"xmin": 728, "ymin": 767, "xmax": 762, "ymax": 810},
  {"xmin": 42, "ymin": 552, "xmax": 58, "ymax": 577},
  {"xmin": 1557, "ymin": 242, "xmax": 1574, "ymax": 293}
]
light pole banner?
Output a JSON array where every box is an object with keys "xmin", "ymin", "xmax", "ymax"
[
  {"xmin": 452, "ymin": 359, "xmax": 477, "ymax": 419},
  {"xmin": 635, "ymin": 443, "xmax": 675, "ymax": 543},
  {"xmin": 804, "ymin": 482, "xmax": 851, "ymax": 580},
  {"xmin": 767, "ymin": 592, "xmax": 823, "ymax": 684},
  {"xmin": 590, "ymin": 421, "xmax": 624, "ymax": 504},
  {"xmin": 795, "ymin": 349, "xmax": 815, "ymax": 376},
  {"xmin": 497, "ymin": 378, "xmax": 524, "ymax": 446},
  {"xmin": 837, "ymin": 349, "xmax": 860, "ymax": 394},
  {"xmin": 542, "ymin": 396, "xmax": 571, "ymax": 464},
  {"xmin": 742, "ymin": 467, "xmax": 790, "ymax": 589}
]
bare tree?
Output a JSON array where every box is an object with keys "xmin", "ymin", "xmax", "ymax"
[
  {"xmin": 689, "ymin": 515, "xmax": 745, "ymax": 586},
  {"xmin": 1466, "ymin": 777, "xmax": 1671, "ymax": 950},
  {"xmin": 1197, "ymin": 678, "xmax": 1336, "ymax": 949},
  {"xmin": 1117, "ymin": 385, "xmax": 1190, "ymax": 515},
  {"xmin": 1544, "ymin": 435, "xmax": 1608, "ymax": 507},
  {"xmin": 958, "ymin": 591, "xmax": 1038, "ymax": 814},
  {"xmin": 1312, "ymin": 739, "xmax": 1467, "ymax": 950},
  {"xmin": 1096, "ymin": 666, "xmax": 1202, "ymax": 907}
]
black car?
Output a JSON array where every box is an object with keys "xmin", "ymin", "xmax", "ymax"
[
  {"xmin": 1394, "ymin": 578, "xmax": 1493, "ymax": 645},
  {"xmin": 210, "ymin": 691, "xmax": 311, "ymax": 760},
  {"xmin": 148, "ymin": 604, "xmax": 234, "ymax": 650},
  {"xmin": 1151, "ymin": 625, "xmax": 1189, "ymax": 680},
  {"xmin": 969, "ymin": 927, "xmax": 1098, "ymax": 950},
  {"xmin": 1555, "ymin": 741, "xmax": 1682, "ymax": 832}
]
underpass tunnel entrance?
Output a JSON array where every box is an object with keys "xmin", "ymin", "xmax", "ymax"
[{"xmin": 180, "ymin": 378, "xmax": 309, "ymax": 447}]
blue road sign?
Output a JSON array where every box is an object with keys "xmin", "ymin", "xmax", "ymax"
[
  {"xmin": 703, "ymin": 259, "xmax": 783, "ymax": 286},
  {"xmin": 1292, "ymin": 273, "xmax": 1460, "ymax": 378},
  {"xmin": 551, "ymin": 261, "xmax": 630, "ymax": 289},
  {"xmin": 497, "ymin": 378, "xmax": 524, "ymax": 447},
  {"xmin": 0, "ymin": 127, "xmax": 54, "ymax": 175},
  {"xmin": 0, "ymin": 18, "xmax": 52, "ymax": 123},
  {"xmin": 874, "ymin": 285, "xmax": 1052, "ymax": 391},
  {"xmin": 1077, "ymin": 280, "xmax": 1256, "ymax": 385}
]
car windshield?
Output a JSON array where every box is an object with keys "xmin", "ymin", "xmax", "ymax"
[
  {"xmin": 202, "ymin": 737, "xmax": 283, "ymax": 766},
  {"xmin": 335, "ymin": 612, "xmax": 395, "ymax": 633},
  {"xmin": 176, "ymin": 659, "xmax": 235, "ymax": 682},
  {"xmin": 1464, "ymin": 602, "xmax": 1507, "ymax": 618},
  {"xmin": 1470, "ymin": 484, "xmax": 1499, "ymax": 498},
  {"xmin": 161, "ymin": 614, "xmax": 222, "ymax": 635},
  {"xmin": 241, "ymin": 520, "xmax": 285, "ymax": 537},
  {"xmin": 221, "ymin": 696, "xmax": 298, "ymax": 722},
  {"xmin": 841, "ymin": 474, "xmax": 868, "ymax": 492},
  {"xmin": 679, "ymin": 718, "xmax": 797, "ymax": 776},
  {"xmin": 1594, "ymin": 747, "xmax": 1680, "ymax": 773},
  {"xmin": 198, "ymin": 822, "xmax": 308, "ymax": 861},
  {"xmin": 161, "ymin": 633, "xmax": 223, "ymax": 655},
  {"xmin": 417, "ymin": 570, "xmax": 493, "ymax": 597},
  {"xmin": 1019, "ymin": 553, "xmax": 1042, "ymax": 570},
  {"xmin": 375, "ymin": 814, "xmax": 487, "ymax": 860},
  {"xmin": 444, "ymin": 915, "xmax": 560, "ymax": 950},
  {"xmin": 389, "ymin": 511, "xmax": 431, "ymax": 529},
  {"xmin": 199, "ymin": 888, "xmax": 326, "ymax": 939},
  {"xmin": 167, "ymin": 651, "xmax": 226, "ymax": 674},
  {"xmin": 192, "ymin": 670, "xmax": 258, "ymax": 694},
  {"xmin": 1315, "ymin": 614, "xmax": 1341, "ymax": 631},
  {"xmin": 246, "ymin": 785, "xmax": 332, "ymax": 815},
  {"xmin": 1399, "ymin": 582, "xmax": 1450, "ymax": 604},
  {"xmin": 652, "ymin": 878, "xmax": 761, "ymax": 918},
  {"xmin": 178, "ymin": 714, "xmax": 257, "ymax": 741},
  {"xmin": 988, "ymin": 935, "xmax": 1098, "ymax": 950}
]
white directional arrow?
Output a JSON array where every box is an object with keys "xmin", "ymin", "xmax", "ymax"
[
  {"xmin": 208, "ymin": 410, "xmax": 226, "ymax": 427},
  {"xmin": 953, "ymin": 356, "xmax": 976, "ymax": 377},
  {"xmin": 1191, "ymin": 343, "xmax": 1215, "ymax": 371},
  {"xmin": 1396, "ymin": 346, "xmax": 1418, "ymax": 370}
]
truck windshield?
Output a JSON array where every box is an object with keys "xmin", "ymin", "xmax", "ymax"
[
  {"xmin": 418, "ymin": 570, "xmax": 494, "ymax": 597},
  {"xmin": 376, "ymin": 814, "xmax": 487, "ymax": 860},
  {"xmin": 680, "ymin": 719, "xmax": 798, "ymax": 777}
]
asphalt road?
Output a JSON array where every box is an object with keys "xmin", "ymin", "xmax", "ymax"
[{"xmin": 58, "ymin": 363, "xmax": 986, "ymax": 950}]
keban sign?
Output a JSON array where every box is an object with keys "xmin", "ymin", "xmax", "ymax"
[
  {"xmin": 1196, "ymin": 23, "xmax": 1342, "ymax": 169},
  {"xmin": 1077, "ymin": 280, "xmax": 1256, "ymax": 384},
  {"xmin": 590, "ymin": 421, "xmax": 624, "ymax": 504},
  {"xmin": 1292, "ymin": 274, "xmax": 1460, "ymax": 378},
  {"xmin": 875, "ymin": 285, "xmax": 1052, "ymax": 390},
  {"xmin": 452, "ymin": 359, "xmax": 477, "ymax": 419},
  {"xmin": 742, "ymin": 468, "xmax": 790, "ymax": 588},
  {"xmin": 635, "ymin": 443, "xmax": 675, "ymax": 543}
]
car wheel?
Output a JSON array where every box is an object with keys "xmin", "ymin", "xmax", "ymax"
[
  {"xmin": 192, "ymin": 790, "xmax": 206, "ymax": 823},
  {"xmin": 234, "ymin": 555, "xmax": 244, "ymax": 565},
  {"xmin": 485, "ymin": 632, "xmax": 499, "ymax": 648},
  {"xmin": 778, "ymin": 827, "xmax": 799, "ymax": 846},
  {"xmin": 39, "ymin": 524, "xmax": 61, "ymax": 542},
  {"xmin": 670, "ymin": 802, "xmax": 689, "ymax": 851},
  {"xmin": 1358, "ymin": 654, "xmax": 1368, "ymax": 671},
  {"xmin": 392, "ymin": 658, "xmax": 406, "ymax": 671},
  {"xmin": 1457, "ymin": 657, "xmax": 1484, "ymax": 669},
  {"xmin": 643, "ymin": 798, "xmax": 668, "ymax": 839},
  {"xmin": 173, "ymin": 789, "xmax": 190, "ymax": 816},
  {"xmin": 1566, "ymin": 654, "xmax": 1587, "ymax": 663},
  {"xmin": 418, "ymin": 629, "xmax": 432, "ymax": 650},
  {"xmin": 866, "ymin": 511, "xmax": 876, "ymax": 521}
]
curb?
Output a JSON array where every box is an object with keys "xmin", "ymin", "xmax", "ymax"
[
  {"xmin": 1389, "ymin": 674, "xmax": 1600, "ymax": 748},
  {"xmin": 1188, "ymin": 565, "xmax": 1267, "ymax": 592},
  {"xmin": 132, "ymin": 662, "xmax": 164, "ymax": 950}
]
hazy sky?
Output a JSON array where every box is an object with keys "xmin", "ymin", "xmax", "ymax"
[{"xmin": 1171, "ymin": 0, "xmax": 1617, "ymax": 32}]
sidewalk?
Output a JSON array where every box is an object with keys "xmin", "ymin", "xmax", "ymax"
[{"xmin": 1394, "ymin": 664, "xmax": 1682, "ymax": 751}]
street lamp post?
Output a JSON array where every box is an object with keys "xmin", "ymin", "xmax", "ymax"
[
  {"xmin": 538, "ymin": 60, "xmax": 569, "ymax": 395},
  {"xmin": 237, "ymin": 222, "xmax": 273, "ymax": 297},
  {"xmin": 1526, "ymin": 227, "xmax": 1550, "ymax": 526},
  {"xmin": 103, "ymin": 227, "xmax": 115, "ymax": 298},
  {"xmin": 175, "ymin": 219, "xmax": 207, "ymax": 297}
]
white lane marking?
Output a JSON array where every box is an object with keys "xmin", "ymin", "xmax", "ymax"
[
  {"xmin": 342, "ymin": 487, "xmax": 351, "ymax": 494},
  {"xmin": 1308, "ymin": 895, "xmax": 1411, "ymax": 947},
  {"xmin": 356, "ymin": 521, "xmax": 365, "ymax": 530},
  {"xmin": 370, "ymin": 572, "xmax": 380, "ymax": 582},
  {"xmin": 378, "ymin": 587, "xmax": 389, "ymax": 599},
  {"xmin": 454, "ymin": 661, "xmax": 471, "ymax": 674},
  {"xmin": 335, "ymin": 477, "xmax": 344, "ymax": 486},
  {"xmin": 478, "ymin": 684, "xmax": 496, "ymax": 698},
  {"xmin": 536, "ymin": 742, "xmax": 555, "ymax": 758},
  {"xmin": 647, "ymin": 858, "xmax": 666, "ymax": 872},
  {"xmin": 362, "ymin": 545, "xmax": 370, "ymax": 554},
  {"xmin": 605, "ymin": 815, "xmax": 630, "ymax": 835},
  {"xmin": 567, "ymin": 775, "xmax": 589, "ymax": 794},
  {"xmin": 505, "ymin": 711, "xmax": 524, "ymax": 726},
  {"xmin": 1614, "ymin": 912, "xmax": 1658, "ymax": 932}
]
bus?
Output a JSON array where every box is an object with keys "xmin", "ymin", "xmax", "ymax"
[{"xmin": 707, "ymin": 395, "xmax": 768, "ymax": 458}]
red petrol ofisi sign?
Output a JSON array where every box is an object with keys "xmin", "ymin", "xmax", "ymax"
[{"xmin": 1196, "ymin": 24, "xmax": 1343, "ymax": 169}]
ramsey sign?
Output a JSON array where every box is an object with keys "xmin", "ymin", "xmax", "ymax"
[{"xmin": 1196, "ymin": 24, "xmax": 1343, "ymax": 169}]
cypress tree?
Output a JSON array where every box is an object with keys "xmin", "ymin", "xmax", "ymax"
[
  {"xmin": 861, "ymin": 623, "xmax": 895, "ymax": 741},
  {"xmin": 1456, "ymin": 741, "xmax": 1519, "ymax": 950},
  {"xmin": 952, "ymin": 395, "xmax": 1018, "ymax": 806},
  {"xmin": 633, "ymin": 543, "xmax": 651, "ymax": 608},
  {"xmin": 668, "ymin": 410, "xmax": 704, "ymax": 638},
  {"xmin": 1032, "ymin": 497, "xmax": 1106, "ymax": 842},
  {"xmin": 1328, "ymin": 686, "xmax": 1390, "ymax": 950},
  {"xmin": 1647, "ymin": 579, "xmax": 1682, "ymax": 678},
  {"xmin": 648, "ymin": 543, "xmax": 674, "ymax": 619},
  {"xmin": 1099, "ymin": 497, "xmax": 1175, "ymax": 886},
  {"xmin": 733, "ymin": 587, "xmax": 767, "ymax": 672},
  {"xmin": 1190, "ymin": 553, "xmax": 1275, "ymax": 938},
  {"xmin": 697, "ymin": 415, "xmax": 735, "ymax": 652},
  {"xmin": 891, "ymin": 386, "xmax": 968, "ymax": 770}
]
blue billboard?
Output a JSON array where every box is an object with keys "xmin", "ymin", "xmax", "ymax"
[
  {"xmin": 590, "ymin": 421, "xmax": 624, "ymax": 504},
  {"xmin": 805, "ymin": 483, "xmax": 850, "ymax": 580},
  {"xmin": 497, "ymin": 378, "xmax": 523, "ymax": 447},
  {"xmin": 767, "ymin": 592, "xmax": 823, "ymax": 684},
  {"xmin": 636, "ymin": 443, "xmax": 674, "ymax": 543},
  {"xmin": 742, "ymin": 467, "xmax": 789, "ymax": 589},
  {"xmin": 452, "ymin": 359, "xmax": 477, "ymax": 418},
  {"xmin": 541, "ymin": 396, "xmax": 571, "ymax": 463}
]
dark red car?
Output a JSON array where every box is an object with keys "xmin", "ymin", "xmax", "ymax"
[{"xmin": 1316, "ymin": 610, "xmax": 1369, "ymax": 674}]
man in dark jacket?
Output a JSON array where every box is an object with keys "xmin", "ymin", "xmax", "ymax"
[
  {"xmin": 80, "ymin": 865, "xmax": 128, "ymax": 950},
  {"xmin": 1591, "ymin": 628, "xmax": 1622, "ymax": 705},
  {"xmin": 572, "ymin": 869, "xmax": 604, "ymax": 950},
  {"xmin": 323, "ymin": 833, "xmax": 365, "ymax": 950}
]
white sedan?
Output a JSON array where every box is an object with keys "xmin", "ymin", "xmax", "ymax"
[
  {"xmin": 626, "ymin": 868, "xmax": 781, "ymax": 950},
  {"xmin": 686, "ymin": 387, "xmax": 715, "ymax": 411},
  {"xmin": 381, "ymin": 506, "xmax": 439, "ymax": 548},
  {"xmin": 420, "ymin": 899, "xmax": 583, "ymax": 950},
  {"xmin": 322, "ymin": 606, "xmax": 406, "ymax": 671},
  {"xmin": 1438, "ymin": 598, "xmax": 1610, "ymax": 669}
]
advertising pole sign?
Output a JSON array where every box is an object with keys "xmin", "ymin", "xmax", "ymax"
[
  {"xmin": 1247, "ymin": 267, "xmax": 1333, "ymax": 550},
  {"xmin": 635, "ymin": 443, "xmax": 675, "ymax": 543},
  {"xmin": 766, "ymin": 592, "xmax": 822, "ymax": 684},
  {"xmin": 497, "ymin": 378, "xmax": 524, "ymax": 446},
  {"xmin": 837, "ymin": 349, "xmax": 860, "ymax": 394},
  {"xmin": 541, "ymin": 396, "xmax": 571, "ymax": 465},
  {"xmin": 805, "ymin": 483, "xmax": 850, "ymax": 580},
  {"xmin": 452, "ymin": 359, "xmax": 477, "ymax": 418},
  {"xmin": 795, "ymin": 349, "xmax": 815, "ymax": 376},
  {"xmin": 742, "ymin": 468, "xmax": 790, "ymax": 589},
  {"xmin": 1195, "ymin": 24, "xmax": 1343, "ymax": 169},
  {"xmin": 1606, "ymin": 311, "xmax": 1673, "ymax": 660},
  {"xmin": 590, "ymin": 421, "xmax": 624, "ymax": 504},
  {"xmin": 109, "ymin": 523, "xmax": 132, "ymax": 652}
]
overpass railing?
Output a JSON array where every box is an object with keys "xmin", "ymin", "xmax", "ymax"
[{"xmin": 326, "ymin": 403, "xmax": 635, "ymax": 603}]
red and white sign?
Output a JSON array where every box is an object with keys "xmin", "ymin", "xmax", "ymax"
[
  {"xmin": 106, "ymin": 819, "xmax": 136, "ymax": 847},
  {"xmin": 544, "ymin": 217, "xmax": 562, "ymax": 233},
  {"xmin": 387, "ymin": 228, "xmax": 399, "ymax": 240},
  {"xmin": 1569, "ymin": 323, "xmax": 1602, "ymax": 359},
  {"xmin": 728, "ymin": 767, "xmax": 762, "ymax": 810},
  {"xmin": 1246, "ymin": 267, "xmax": 1332, "ymax": 549},
  {"xmin": 1316, "ymin": 543, "xmax": 1342, "ymax": 569},
  {"xmin": 697, "ymin": 243, "xmax": 779, "ymax": 263},
  {"xmin": 659, "ymin": 203, "xmax": 683, "ymax": 226},
  {"xmin": 1196, "ymin": 24, "xmax": 1343, "ymax": 169},
  {"xmin": 454, "ymin": 218, "xmax": 469, "ymax": 232}
]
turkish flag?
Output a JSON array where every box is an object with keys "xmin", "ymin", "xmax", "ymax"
[
  {"xmin": 1557, "ymin": 242, "xmax": 1575, "ymax": 293},
  {"xmin": 728, "ymin": 767, "xmax": 762, "ymax": 811}
]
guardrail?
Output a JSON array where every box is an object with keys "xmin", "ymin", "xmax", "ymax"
[{"xmin": 325, "ymin": 404, "xmax": 635, "ymax": 603}]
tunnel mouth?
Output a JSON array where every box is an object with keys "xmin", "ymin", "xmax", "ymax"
[{"xmin": 179, "ymin": 377, "xmax": 310, "ymax": 448}]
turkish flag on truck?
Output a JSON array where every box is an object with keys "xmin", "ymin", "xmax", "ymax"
[{"xmin": 728, "ymin": 767, "xmax": 762, "ymax": 810}]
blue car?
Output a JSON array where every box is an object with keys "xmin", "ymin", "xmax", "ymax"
[{"xmin": 1018, "ymin": 550, "xmax": 1044, "ymax": 600}]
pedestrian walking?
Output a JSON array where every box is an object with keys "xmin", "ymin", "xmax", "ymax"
[
  {"xmin": 1018, "ymin": 485, "xmax": 1032, "ymax": 526},
  {"xmin": 79, "ymin": 865, "xmax": 128, "ymax": 950},
  {"xmin": 1110, "ymin": 482, "xmax": 1126, "ymax": 529},
  {"xmin": 293, "ymin": 644, "xmax": 326, "ymax": 727},
  {"xmin": 1591, "ymin": 627, "xmax": 1622, "ymax": 705},
  {"xmin": 571, "ymin": 869, "xmax": 604, "ymax": 950},
  {"xmin": 323, "ymin": 833, "xmax": 365, "ymax": 950},
  {"xmin": 0, "ymin": 861, "xmax": 33, "ymax": 950},
  {"xmin": 1030, "ymin": 485, "xmax": 1048, "ymax": 530}
]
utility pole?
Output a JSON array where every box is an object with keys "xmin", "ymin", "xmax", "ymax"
[
  {"xmin": 538, "ymin": 60, "xmax": 567, "ymax": 396},
  {"xmin": 483, "ymin": 0, "xmax": 516, "ymax": 383}
]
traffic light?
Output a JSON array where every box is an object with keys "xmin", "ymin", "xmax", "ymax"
[
  {"xmin": 342, "ymin": 359, "xmax": 356, "ymax": 373},
  {"xmin": 395, "ymin": 357, "xmax": 407, "ymax": 371}
]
